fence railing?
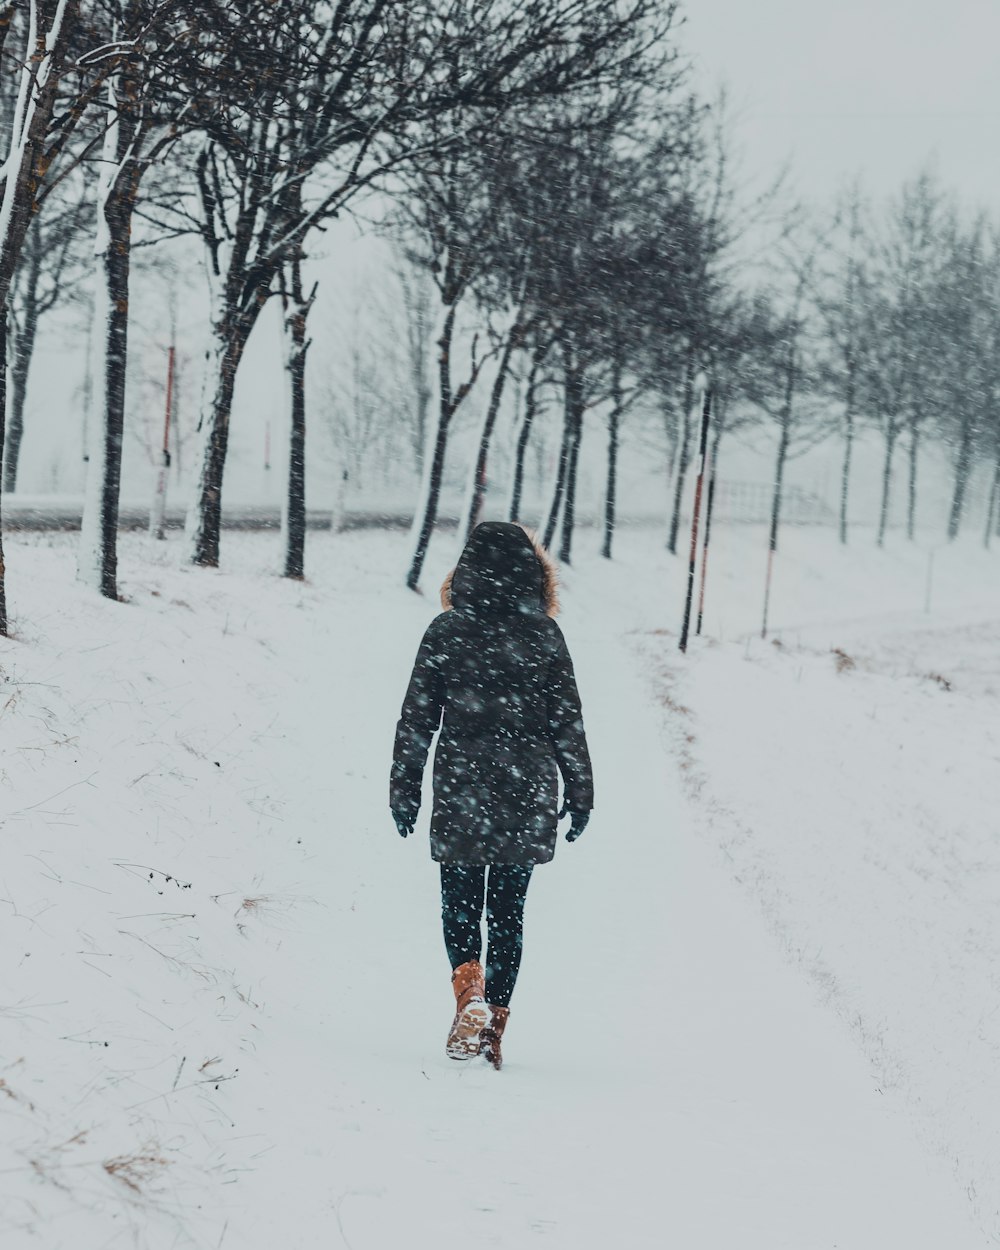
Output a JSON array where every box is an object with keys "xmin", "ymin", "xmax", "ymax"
[
  {"xmin": 706, "ymin": 480, "xmax": 835, "ymax": 526},
  {"xmin": 2, "ymin": 480, "xmax": 835, "ymax": 532}
]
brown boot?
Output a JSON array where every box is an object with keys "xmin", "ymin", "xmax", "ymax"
[
  {"xmin": 445, "ymin": 961, "xmax": 490, "ymax": 1060},
  {"xmin": 480, "ymin": 1005, "xmax": 509, "ymax": 1071}
]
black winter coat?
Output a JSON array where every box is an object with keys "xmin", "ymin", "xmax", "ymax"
[{"xmin": 391, "ymin": 523, "xmax": 593, "ymax": 865}]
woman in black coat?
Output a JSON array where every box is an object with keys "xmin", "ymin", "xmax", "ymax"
[{"xmin": 390, "ymin": 522, "xmax": 593, "ymax": 1069}]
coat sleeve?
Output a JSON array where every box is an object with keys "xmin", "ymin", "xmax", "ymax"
[
  {"xmin": 545, "ymin": 627, "xmax": 594, "ymax": 811},
  {"xmin": 390, "ymin": 623, "xmax": 446, "ymax": 814}
]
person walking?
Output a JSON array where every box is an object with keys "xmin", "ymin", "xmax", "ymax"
[{"xmin": 390, "ymin": 522, "xmax": 593, "ymax": 1070}]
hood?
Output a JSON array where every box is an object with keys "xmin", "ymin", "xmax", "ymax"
[{"xmin": 440, "ymin": 523, "xmax": 559, "ymax": 618}]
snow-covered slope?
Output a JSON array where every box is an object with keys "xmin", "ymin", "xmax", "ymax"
[
  {"xmin": 0, "ymin": 525, "xmax": 991, "ymax": 1248},
  {"xmin": 634, "ymin": 523, "xmax": 1000, "ymax": 1242}
]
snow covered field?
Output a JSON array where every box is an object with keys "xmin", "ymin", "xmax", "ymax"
[
  {"xmin": 642, "ymin": 524, "xmax": 1000, "ymax": 1241},
  {"xmin": 0, "ymin": 521, "xmax": 995, "ymax": 1248}
]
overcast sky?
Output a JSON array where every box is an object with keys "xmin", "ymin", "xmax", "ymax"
[{"xmin": 685, "ymin": 0, "xmax": 1000, "ymax": 209}]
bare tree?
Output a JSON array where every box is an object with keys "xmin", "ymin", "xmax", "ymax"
[
  {"xmin": 862, "ymin": 172, "xmax": 950, "ymax": 545},
  {"xmin": 664, "ymin": 345, "xmax": 697, "ymax": 555},
  {"xmin": 279, "ymin": 237, "xmax": 317, "ymax": 580},
  {"xmin": 527, "ymin": 91, "xmax": 701, "ymax": 564},
  {"xmin": 320, "ymin": 283, "xmax": 407, "ymax": 503},
  {"xmin": 506, "ymin": 330, "xmax": 552, "ymax": 523},
  {"xmin": 394, "ymin": 252, "xmax": 436, "ymax": 475},
  {"xmin": 399, "ymin": 138, "xmax": 497, "ymax": 588},
  {"xmin": 744, "ymin": 261, "xmax": 827, "ymax": 559},
  {"xmin": 182, "ymin": 0, "xmax": 675, "ymax": 574},
  {"xmin": 651, "ymin": 115, "xmax": 748, "ymax": 557},
  {"xmin": 813, "ymin": 182, "xmax": 871, "ymax": 544},
  {"xmin": 942, "ymin": 218, "xmax": 992, "ymax": 541},
  {"xmin": 78, "ymin": 1, "xmax": 265, "ymax": 598},
  {"xmin": 979, "ymin": 235, "xmax": 1000, "ymax": 549},
  {"xmin": 3, "ymin": 178, "xmax": 90, "ymax": 491},
  {"xmin": 895, "ymin": 176, "xmax": 950, "ymax": 540},
  {"xmin": 0, "ymin": 0, "xmax": 122, "ymax": 631}
]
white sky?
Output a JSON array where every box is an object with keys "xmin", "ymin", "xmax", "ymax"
[{"xmin": 684, "ymin": 0, "xmax": 1000, "ymax": 209}]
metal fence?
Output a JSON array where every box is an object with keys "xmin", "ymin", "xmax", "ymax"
[
  {"xmin": 3, "ymin": 480, "xmax": 835, "ymax": 532},
  {"xmin": 707, "ymin": 480, "xmax": 835, "ymax": 526}
]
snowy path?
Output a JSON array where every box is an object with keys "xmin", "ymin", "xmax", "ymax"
[
  {"xmin": 219, "ymin": 539, "xmax": 982, "ymax": 1249},
  {"xmin": 0, "ymin": 530, "xmax": 986, "ymax": 1248}
]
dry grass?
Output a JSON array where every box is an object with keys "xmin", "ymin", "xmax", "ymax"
[
  {"xmin": 832, "ymin": 647, "xmax": 856, "ymax": 674},
  {"xmin": 102, "ymin": 1148, "xmax": 169, "ymax": 1193},
  {"xmin": 925, "ymin": 672, "xmax": 953, "ymax": 692},
  {"xmin": 236, "ymin": 895, "xmax": 271, "ymax": 916}
]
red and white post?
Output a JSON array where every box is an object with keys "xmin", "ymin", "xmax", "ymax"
[{"xmin": 679, "ymin": 374, "xmax": 711, "ymax": 654}]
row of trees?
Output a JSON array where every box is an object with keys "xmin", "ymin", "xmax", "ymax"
[
  {"xmin": 390, "ymin": 146, "xmax": 1000, "ymax": 587},
  {"xmin": 0, "ymin": 0, "xmax": 679, "ymax": 634},
  {"xmin": 809, "ymin": 175, "xmax": 1000, "ymax": 549},
  {"xmin": 397, "ymin": 160, "xmax": 1000, "ymax": 567},
  {"xmin": 0, "ymin": 4, "xmax": 997, "ymax": 640}
]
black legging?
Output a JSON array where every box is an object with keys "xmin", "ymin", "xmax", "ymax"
[{"xmin": 440, "ymin": 864, "xmax": 533, "ymax": 1008}]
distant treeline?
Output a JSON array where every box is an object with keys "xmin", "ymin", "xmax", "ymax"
[{"xmin": 0, "ymin": 3, "xmax": 995, "ymax": 636}]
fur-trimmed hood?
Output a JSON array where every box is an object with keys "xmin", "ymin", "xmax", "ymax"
[{"xmin": 441, "ymin": 523, "xmax": 559, "ymax": 618}]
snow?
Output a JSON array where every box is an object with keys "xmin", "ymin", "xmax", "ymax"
[
  {"xmin": 638, "ymin": 523, "xmax": 1000, "ymax": 1239},
  {"xmin": 0, "ymin": 522, "xmax": 993, "ymax": 1247}
]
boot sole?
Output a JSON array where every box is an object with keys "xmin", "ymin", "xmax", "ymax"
[{"xmin": 446, "ymin": 1001, "xmax": 491, "ymax": 1060}]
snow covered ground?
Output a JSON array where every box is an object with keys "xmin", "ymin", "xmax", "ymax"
[
  {"xmin": 639, "ymin": 523, "xmax": 1000, "ymax": 1242},
  {"xmin": 0, "ymin": 521, "xmax": 993, "ymax": 1248}
]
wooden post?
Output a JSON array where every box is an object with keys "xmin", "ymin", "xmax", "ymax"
[
  {"xmin": 679, "ymin": 376, "xmax": 710, "ymax": 654},
  {"xmin": 695, "ymin": 446, "xmax": 717, "ymax": 635}
]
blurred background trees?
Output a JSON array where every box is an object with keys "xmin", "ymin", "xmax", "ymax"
[{"xmin": 0, "ymin": 0, "xmax": 998, "ymax": 630}]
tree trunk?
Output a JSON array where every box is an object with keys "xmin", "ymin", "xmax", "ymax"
[
  {"xmin": 185, "ymin": 317, "xmax": 256, "ymax": 568},
  {"xmin": 80, "ymin": 313, "xmax": 93, "ymax": 470},
  {"xmin": 877, "ymin": 423, "xmax": 898, "ymax": 548},
  {"xmin": 542, "ymin": 406, "xmax": 571, "ymax": 551},
  {"xmin": 700, "ymin": 396, "xmax": 726, "ymax": 561},
  {"xmin": 696, "ymin": 410, "xmax": 724, "ymax": 636},
  {"xmin": 666, "ymin": 363, "xmax": 695, "ymax": 554},
  {"xmin": 0, "ymin": 1, "xmax": 79, "ymax": 310},
  {"xmin": 411, "ymin": 290, "xmax": 432, "ymax": 480},
  {"xmin": 281, "ymin": 259, "xmax": 314, "ymax": 580},
  {"xmin": 0, "ymin": 307, "xmax": 8, "ymax": 635},
  {"xmin": 768, "ymin": 424, "xmax": 791, "ymax": 556},
  {"xmin": 329, "ymin": 465, "xmax": 348, "ymax": 532},
  {"xmin": 996, "ymin": 449, "xmax": 1000, "ymax": 540},
  {"xmin": 558, "ymin": 366, "xmax": 585, "ymax": 566},
  {"xmin": 3, "ymin": 242, "xmax": 40, "ymax": 493},
  {"xmin": 507, "ymin": 339, "xmax": 544, "ymax": 522},
  {"xmin": 186, "ymin": 141, "xmax": 278, "ymax": 570},
  {"xmin": 406, "ymin": 304, "xmax": 458, "ymax": 590},
  {"xmin": 984, "ymin": 451, "xmax": 999, "ymax": 550},
  {"xmin": 149, "ymin": 342, "xmax": 175, "ymax": 541},
  {"xmin": 947, "ymin": 417, "xmax": 974, "ymax": 541},
  {"xmin": 664, "ymin": 399, "xmax": 679, "ymax": 484},
  {"xmin": 78, "ymin": 152, "xmax": 140, "ymax": 599},
  {"xmin": 838, "ymin": 398, "xmax": 854, "ymax": 545},
  {"xmin": 0, "ymin": 1, "xmax": 79, "ymax": 627},
  {"xmin": 602, "ymin": 357, "xmax": 623, "ymax": 559},
  {"xmin": 906, "ymin": 412, "xmax": 920, "ymax": 541},
  {"xmin": 761, "ymin": 339, "xmax": 799, "ymax": 638},
  {"xmin": 400, "ymin": 265, "xmax": 433, "ymax": 477},
  {"xmin": 760, "ymin": 420, "xmax": 790, "ymax": 640},
  {"xmin": 415, "ymin": 380, "xmax": 431, "ymax": 478},
  {"xmin": 460, "ymin": 326, "xmax": 517, "ymax": 544},
  {"xmin": 771, "ymin": 338, "xmax": 799, "ymax": 557}
]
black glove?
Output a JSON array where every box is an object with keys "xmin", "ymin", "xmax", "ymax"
[
  {"xmin": 559, "ymin": 802, "xmax": 591, "ymax": 843},
  {"xmin": 392, "ymin": 801, "xmax": 418, "ymax": 838}
]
